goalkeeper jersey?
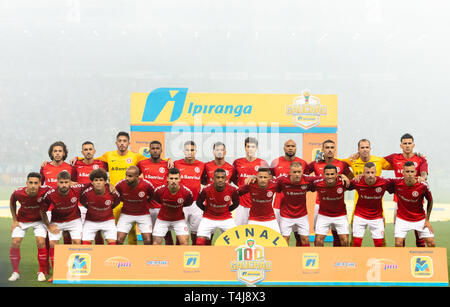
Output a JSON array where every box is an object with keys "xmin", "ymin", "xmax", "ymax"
[{"xmin": 96, "ymin": 151, "xmax": 146, "ymax": 186}]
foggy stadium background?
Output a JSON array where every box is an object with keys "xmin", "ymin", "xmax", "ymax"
[{"xmin": 0, "ymin": 0, "xmax": 449, "ymax": 201}]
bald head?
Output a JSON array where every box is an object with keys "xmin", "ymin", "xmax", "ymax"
[
  {"xmin": 284, "ymin": 139, "xmax": 297, "ymax": 158},
  {"xmin": 125, "ymin": 166, "xmax": 140, "ymax": 186}
]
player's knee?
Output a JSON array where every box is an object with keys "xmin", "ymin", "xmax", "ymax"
[{"xmin": 11, "ymin": 238, "xmax": 21, "ymax": 248}]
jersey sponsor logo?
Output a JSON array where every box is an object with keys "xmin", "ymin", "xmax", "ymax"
[
  {"xmin": 411, "ymin": 256, "xmax": 433, "ymax": 278},
  {"xmin": 231, "ymin": 239, "xmax": 272, "ymax": 286},
  {"xmin": 68, "ymin": 254, "xmax": 91, "ymax": 276},
  {"xmin": 286, "ymin": 89, "xmax": 328, "ymax": 130}
]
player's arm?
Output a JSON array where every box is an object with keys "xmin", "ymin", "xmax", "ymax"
[
  {"xmin": 419, "ymin": 156, "xmax": 429, "ymax": 181},
  {"xmin": 238, "ymin": 184, "xmax": 250, "ymax": 196},
  {"xmin": 305, "ymin": 162, "xmax": 315, "ymax": 175},
  {"xmin": 9, "ymin": 192, "xmax": 19, "ymax": 231},
  {"xmin": 40, "ymin": 193, "xmax": 59, "ymax": 234},
  {"xmin": 229, "ymin": 189, "xmax": 240, "ymax": 211},
  {"xmin": 79, "ymin": 193, "xmax": 88, "ymax": 209},
  {"xmin": 196, "ymin": 189, "xmax": 206, "ymax": 211},
  {"xmin": 184, "ymin": 190, "xmax": 194, "ymax": 207},
  {"xmin": 424, "ymin": 185, "xmax": 434, "ymax": 233},
  {"xmin": 200, "ymin": 168, "xmax": 208, "ymax": 185},
  {"xmin": 342, "ymin": 161, "xmax": 354, "ymax": 180},
  {"xmin": 338, "ymin": 174, "xmax": 351, "ymax": 187}
]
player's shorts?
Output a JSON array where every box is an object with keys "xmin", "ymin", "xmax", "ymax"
[
  {"xmin": 352, "ymin": 215, "xmax": 384, "ymax": 239},
  {"xmin": 117, "ymin": 214, "xmax": 152, "ymax": 234},
  {"xmin": 152, "ymin": 218, "xmax": 189, "ymax": 237},
  {"xmin": 248, "ymin": 219, "xmax": 281, "ymax": 234},
  {"xmin": 82, "ymin": 219, "xmax": 117, "ymax": 241},
  {"xmin": 234, "ymin": 205, "xmax": 250, "ymax": 226},
  {"xmin": 11, "ymin": 221, "xmax": 47, "ymax": 238},
  {"xmin": 149, "ymin": 208, "xmax": 160, "ymax": 227},
  {"xmin": 279, "ymin": 215, "xmax": 310, "ymax": 237},
  {"xmin": 315, "ymin": 214, "xmax": 349, "ymax": 236},
  {"xmin": 183, "ymin": 205, "xmax": 203, "ymax": 232},
  {"xmin": 48, "ymin": 218, "xmax": 83, "ymax": 241},
  {"xmin": 394, "ymin": 217, "xmax": 434, "ymax": 239},
  {"xmin": 197, "ymin": 217, "xmax": 237, "ymax": 239},
  {"xmin": 79, "ymin": 205, "xmax": 87, "ymax": 224}
]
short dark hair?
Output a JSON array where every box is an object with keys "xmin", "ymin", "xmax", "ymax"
[
  {"xmin": 322, "ymin": 139, "xmax": 335, "ymax": 147},
  {"xmin": 364, "ymin": 162, "xmax": 376, "ymax": 169},
  {"xmin": 149, "ymin": 140, "xmax": 162, "ymax": 147},
  {"xmin": 27, "ymin": 172, "xmax": 41, "ymax": 181},
  {"xmin": 82, "ymin": 141, "xmax": 94, "ymax": 147},
  {"xmin": 57, "ymin": 170, "xmax": 71, "ymax": 181},
  {"xmin": 358, "ymin": 139, "xmax": 371, "ymax": 148},
  {"xmin": 214, "ymin": 168, "xmax": 226, "ymax": 175},
  {"xmin": 168, "ymin": 168, "xmax": 180, "ymax": 175},
  {"xmin": 245, "ymin": 137, "xmax": 258, "ymax": 147},
  {"xmin": 213, "ymin": 141, "xmax": 225, "ymax": 149},
  {"xmin": 323, "ymin": 164, "xmax": 337, "ymax": 172},
  {"xmin": 184, "ymin": 140, "xmax": 196, "ymax": 148},
  {"xmin": 116, "ymin": 131, "xmax": 130, "ymax": 141},
  {"xmin": 403, "ymin": 161, "xmax": 415, "ymax": 168},
  {"xmin": 89, "ymin": 168, "xmax": 108, "ymax": 182},
  {"xmin": 401, "ymin": 133, "xmax": 414, "ymax": 142},
  {"xmin": 48, "ymin": 141, "xmax": 68, "ymax": 161},
  {"xmin": 290, "ymin": 161, "xmax": 303, "ymax": 169},
  {"xmin": 257, "ymin": 167, "xmax": 271, "ymax": 174}
]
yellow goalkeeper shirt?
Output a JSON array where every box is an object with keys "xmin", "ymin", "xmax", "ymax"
[{"xmin": 96, "ymin": 150, "xmax": 147, "ymax": 186}]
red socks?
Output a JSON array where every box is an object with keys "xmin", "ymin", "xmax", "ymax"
[
  {"xmin": 196, "ymin": 237, "xmax": 207, "ymax": 245},
  {"xmin": 10, "ymin": 247, "xmax": 20, "ymax": 273},
  {"xmin": 353, "ymin": 237, "xmax": 363, "ymax": 247},
  {"xmin": 37, "ymin": 248, "xmax": 48, "ymax": 274},
  {"xmin": 373, "ymin": 238, "xmax": 384, "ymax": 247}
]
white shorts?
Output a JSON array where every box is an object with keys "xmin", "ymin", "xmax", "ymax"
[
  {"xmin": 315, "ymin": 214, "xmax": 349, "ymax": 236},
  {"xmin": 153, "ymin": 218, "xmax": 189, "ymax": 237},
  {"xmin": 149, "ymin": 208, "xmax": 160, "ymax": 227},
  {"xmin": 82, "ymin": 219, "xmax": 117, "ymax": 241},
  {"xmin": 234, "ymin": 205, "xmax": 250, "ymax": 226},
  {"xmin": 352, "ymin": 215, "xmax": 385, "ymax": 239},
  {"xmin": 279, "ymin": 215, "xmax": 310, "ymax": 237},
  {"xmin": 11, "ymin": 221, "xmax": 47, "ymax": 238},
  {"xmin": 79, "ymin": 205, "xmax": 87, "ymax": 224},
  {"xmin": 248, "ymin": 219, "xmax": 281, "ymax": 234},
  {"xmin": 183, "ymin": 204, "xmax": 203, "ymax": 232},
  {"xmin": 48, "ymin": 218, "xmax": 83, "ymax": 241},
  {"xmin": 394, "ymin": 217, "xmax": 434, "ymax": 239},
  {"xmin": 117, "ymin": 214, "xmax": 152, "ymax": 234},
  {"xmin": 197, "ymin": 217, "xmax": 237, "ymax": 239}
]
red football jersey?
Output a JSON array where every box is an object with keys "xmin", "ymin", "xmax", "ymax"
[
  {"xmin": 310, "ymin": 178, "xmax": 347, "ymax": 217},
  {"xmin": 174, "ymin": 159, "xmax": 205, "ymax": 200},
  {"xmin": 153, "ymin": 184, "xmax": 194, "ymax": 221},
  {"xmin": 71, "ymin": 159, "xmax": 108, "ymax": 184},
  {"xmin": 41, "ymin": 184, "xmax": 88, "ymax": 223},
  {"xmin": 115, "ymin": 179, "xmax": 154, "ymax": 216},
  {"xmin": 307, "ymin": 159, "xmax": 351, "ymax": 204},
  {"xmin": 348, "ymin": 177, "xmax": 392, "ymax": 220},
  {"xmin": 270, "ymin": 156, "xmax": 309, "ymax": 210},
  {"xmin": 202, "ymin": 160, "xmax": 236, "ymax": 184},
  {"xmin": 137, "ymin": 159, "xmax": 169, "ymax": 209},
  {"xmin": 275, "ymin": 175, "xmax": 315, "ymax": 219},
  {"xmin": 238, "ymin": 180, "xmax": 278, "ymax": 221},
  {"xmin": 389, "ymin": 179, "xmax": 432, "ymax": 222},
  {"xmin": 40, "ymin": 162, "xmax": 74, "ymax": 188},
  {"xmin": 196, "ymin": 183, "xmax": 239, "ymax": 220},
  {"xmin": 384, "ymin": 153, "xmax": 428, "ymax": 178},
  {"xmin": 80, "ymin": 185, "xmax": 120, "ymax": 222},
  {"xmin": 233, "ymin": 157, "xmax": 269, "ymax": 208},
  {"xmin": 10, "ymin": 186, "xmax": 50, "ymax": 223}
]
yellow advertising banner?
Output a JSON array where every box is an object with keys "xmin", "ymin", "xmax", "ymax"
[{"xmin": 53, "ymin": 227, "xmax": 448, "ymax": 286}]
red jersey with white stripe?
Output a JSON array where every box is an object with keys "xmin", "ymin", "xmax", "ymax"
[
  {"xmin": 174, "ymin": 159, "xmax": 205, "ymax": 200},
  {"xmin": 390, "ymin": 179, "xmax": 432, "ymax": 222},
  {"xmin": 384, "ymin": 153, "xmax": 428, "ymax": 178},
  {"xmin": 233, "ymin": 157, "xmax": 269, "ymax": 208},
  {"xmin": 196, "ymin": 183, "xmax": 239, "ymax": 220},
  {"xmin": 270, "ymin": 156, "xmax": 309, "ymax": 210},
  {"xmin": 202, "ymin": 160, "xmax": 236, "ymax": 184},
  {"xmin": 153, "ymin": 184, "xmax": 194, "ymax": 221},
  {"xmin": 41, "ymin": 184, "xmax": 88, "ymax": 223},
  {"xmin": 80, "ymin": 185, "xmax": 120, "ymax": 222},
  {"xmin": 40, "ymin": 162, "xmax": 74, "ymax": 188},
  {"xmin": 71, "ymin": 159, "xmax": 108, "ymax": 184},
  {"xmin": 310, "ymin": 178, "xmax": 347, "ymax": 217},
  {"xmin": 238, "ymin": 180, "xmax": 278, "ymax": 221},
  {"xmin": 275, "ymin": 175, "xmax": 315, "ymax": 219},
  {"xmin": 115, "ymin": 179, "xmax": 154, "ymax": 216},
  {"xmin": 10, "ymin": 186, "xmax": 50, "ymax": 223},
  {"xmin": 137, "ymin": 159, "xmax": 169, "ymax": 209},
  {"xmin": 348, "ymin": 177, "xmax": 392, "ymax": 220},
  {"xmin": 307, "ymin": 159, "xmax": 351, "ymax": 204}
]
